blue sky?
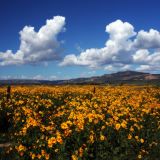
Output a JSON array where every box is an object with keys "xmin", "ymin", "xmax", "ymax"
[{"xmin": 1, "ymin": 0, "xmax": 160, "ymax": 80}]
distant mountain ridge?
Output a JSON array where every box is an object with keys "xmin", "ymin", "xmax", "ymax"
[{"xmin": 0, "ymin": 71, "xmax": 160, "ymax": 85}]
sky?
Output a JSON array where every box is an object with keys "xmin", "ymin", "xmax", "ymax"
[{"xmin": 1, "ymin": 0, "xmax": 160, "ymax": 80}]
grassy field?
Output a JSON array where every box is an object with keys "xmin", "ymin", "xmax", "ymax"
[{"xmin": 0, "ymin": 85, "xmax": 160, "ymax": 160}]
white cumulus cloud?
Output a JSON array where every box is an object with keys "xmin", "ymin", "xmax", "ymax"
[
  {"xmin": 60, "ymin": 20, "xmax": 136, "ymax": 68},
  {"xmin": 1, "ymin": 17, "xmax": 160, "ymax": 72},
  {"xmin": 0, "ymin": 16, "xmax": 65, "ymax": 66},
  {"xmin": 134, "ymin": 29, "xmax": 160, "ymax": 49},
  {"xmin": 60, "ymin": 19, "xmax": 160, "ymax": 72}
]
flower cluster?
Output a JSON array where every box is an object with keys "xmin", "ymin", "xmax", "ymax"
[{"xmin": 0, "ymin": 85, "xmax": 160, "ymax": 159}]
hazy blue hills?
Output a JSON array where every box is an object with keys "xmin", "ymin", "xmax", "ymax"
[{"xmin": 0, "ymin": 71, "xmax": 160, "ymax": 85}]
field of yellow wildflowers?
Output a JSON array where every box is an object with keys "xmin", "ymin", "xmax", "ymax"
[{"xmin": 0, "ymin": 85, "xmax": 160, "ymax": 159}]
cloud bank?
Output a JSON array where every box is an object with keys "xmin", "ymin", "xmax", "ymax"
[
  {"xmin": 0, "ymin": 16, "xmax": 65, "ymax": 66},
  {"xmin": 1, "ymin": 17, "xmax": 160, "ymax": 72},
  {"xmin": 60, "ymin": 19, "xmax": 160, "ymax": 72}
]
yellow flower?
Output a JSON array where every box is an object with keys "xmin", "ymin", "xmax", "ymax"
[
  {"xmin": 130, "ymin": 126, "xmax": 134, "ymax": 132},
  {"xmin": 135, "ymin": 136, "xmax": 139, "ymax": 140},
  {"xmin": 16, "ymin": 144, "xmax": 26, "ymax": 152},
  {"xmin": 121, "ymin": 121, "xmax": 127, "ymax": 129},
  {"xmin": 128, "ymin": 134, "xmax": 132, "ymax": 140},
  {"xmin": 71, "ymin": 154, "xmax": 78, "ymax": 160},
  {"xmin": 31, "ymin": 153, "xmax": 36, "ymax": 159},
  {"xmin": 140, "ymin": 138, "xmax": 144, "ymax": 143},
  {"xmin": 94, "ymin": 119, "xmax": 99, "ymax": 124},
  {"xmin": 45, "ymin": 154, "xmax": 50, "ymax": 160},
  {"xmin": 41, "ymin": 150, "xmax": 45, "ymax": 156},
  {"xmin": 101, "ymin": 126, "xmax": 105, "ymax": 130},
  {"xmin": 89, "ymin": 117, "xmax": 93, "ymax": 123},
  {"xmin": 37, "ymin": 154, "xmax": 41, "ymax": 159},
  {"xmin": 61, "ymin": 122, "xmax": 68, "ymax": 130},
  {"xmin": 115, "ymin": 123, "xmax": 121, "ymax": 130},
  {"xmin": 89, "ymin": 134, "xmax": 94, "ymax": 143},
  {"xmin": 113, "ymin": 116, "xmax": 119, "ymax": 121},
  {"xmin": 138, "ymin": 154, "xmax": 142, "ymax": 159},
  {"xmin": 100, "ymin": 134, "xmax": 105, "ymax": 141},
  {"xmin": 48, "ymin": 137, "xmax": 57, "ymax": 148},
  {"xmin": 56, "ymin": 136, "xmax": 63, "ymax": 144}
]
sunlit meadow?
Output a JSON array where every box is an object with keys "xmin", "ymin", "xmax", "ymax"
[{"xmin": 0, "ymin": 85, "xmax": 160, "ymax": 159}]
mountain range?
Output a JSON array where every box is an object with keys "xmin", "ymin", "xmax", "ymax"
[{"xmin": 0, "ymin": 71, "xmax": 160, "ymax": 85}]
